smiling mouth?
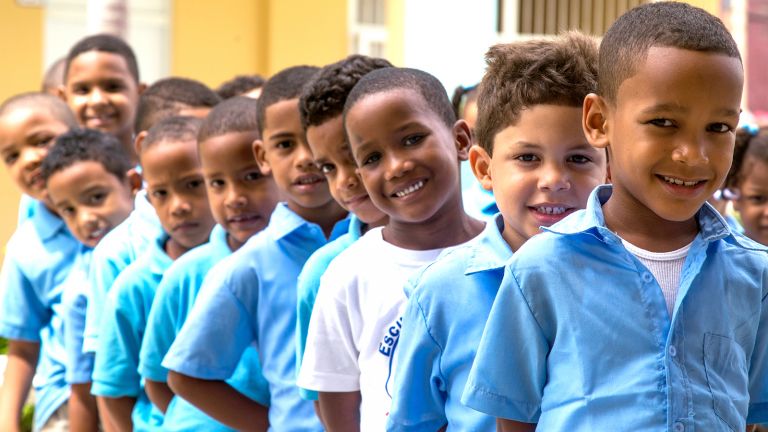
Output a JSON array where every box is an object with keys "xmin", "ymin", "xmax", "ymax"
[
  {"xmin": 660, "ymin": 175, "xmax": 705, "ymax": 187},
  {"xmin": 294, "ymin": 174, "xmax": 324, "ymax": 186},
  {"xmin": 86, "ymin": 227, "xmax": 107, "ymax": 240},
  {"xmin": 531, "ymin": 205, "xmax": 569, "ymax": 215},
  {"xmin": 393, "ymin": 180, "xmax": 426, "ymax": 198},
  {"xmin": 228, "ymin": 214, "xmax": 260, "ymax": 224},
  {"xmin": 173, "ymin": 222, "xmax": 199, "ymax": 232}
]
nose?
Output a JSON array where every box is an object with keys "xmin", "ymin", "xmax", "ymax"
[
  {"xmin": 88, "ymin": 87, "xmax": 107, "ymax": 105},
  {"xmin": 384, "ymin": 152, "xmax": 414, "ymax": 181},
  {"xmin": 672, "ymin": 133, "xmax": 709, "ymax": 166},
  {"xmin": 295, "ymin": 143, "xmax": 315, "ymax": 171},
  {"xmin": 538, "ymin": 161, "xmax": 570, "ymax": 191},
  {"xmin": 170, "ymin": 194, "xmax": 191, "ymax": 216},
  {"xmin": 337, "ymin": 164, "xmax": 360, "ymax": 190},
  {"xmin": 78, "ymin": 209, "xmax": 98, "ymax": 229},
  {"xmin": 20, "ymin": 147, "xmax": 44, "ymax": 171},
  {"xmin": 225, "ymin": 184, "xmax": 247, "ymax": 209}
]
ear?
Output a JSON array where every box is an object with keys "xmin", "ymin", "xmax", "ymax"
[
  {"xmin": 124, "ymin": 168, "xmax": 143, "ymax": 197},
  {"xmin": 56, "ymin": 85, "xmax": 67, "ymax": 102},
  {"xmin": 252, "ymin": 139, "xmax": 272, "ymax": 176},
  {"xmin": 133, "ymin": 131, "xmax": 148, "ymax": 157},
  {"xmin": 468, "ymin": 144, "xmax": 493, "ymax": 192},
  {"xmin": 583, "ymin": 93, "xmax": 610, "ymax": 149},
  {"xmin": 137, "ymin": 82, "xmax": 148, "ymax": 95},
  {"xmin": 452, "ymin": 119, "xmax": 472, "ymax": 162}
]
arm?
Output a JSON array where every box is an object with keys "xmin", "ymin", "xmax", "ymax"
[
  {"xmin": 0, "ymin": 340, "xmax": 39, "ymax": 432},
  {"xmin": 497, "ymin": 418, "xmax": 537, "ymax": 432},
  {"xmin": 318, "ymin": 391, "xmax": 361, "ymax": 432},
  {"xmin": 100, "ymin": 396, "xmax": 135, "ymax": 432},
  {"xmin": 68, "ymin": 383, "xmax": 100, "ymax": 432},
  {"xmin": 167, "ymin": 371, "xmax": 268, "ymax": 431},
  {"xmin": 145, "ymin": 379, "xmax": 174, "ymax": 413}
]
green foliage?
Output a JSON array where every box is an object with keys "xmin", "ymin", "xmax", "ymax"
[
  {"xmin": 0, "ymin": 337, "xmax": 7, "ymax": 355},
  {"xmin": 21, "ymin": 404, "xmax": 34, "ymax": 432}
]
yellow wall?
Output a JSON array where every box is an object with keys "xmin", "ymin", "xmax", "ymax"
[
  {"xmin": 681, "ymin": 0, "xmax": 720, "ymax": 14},
  {"xmin": 386, "ymin": 0, "xmax": 405, "ymax": 66},
  {"xmin": 0, "ymin": 1, "xmax": 44, "ymax": 258}
]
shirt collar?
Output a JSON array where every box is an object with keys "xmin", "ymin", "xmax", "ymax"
[
  {"xmin": 348, "ymin": 214, "xmax": 364, "ymax": 241},
  {"xmin": 209, "ymin": 224, "xmax": 230, "ymax": 252},
  {"xmin": 543, "ymin": 184, "xmax": 732, "ymax": 243},
  {"xmin": 146, "ymin": 233, "xmax": 173, "ymax": 276},
  {"xmin": 31, "ymin": 200, "xmax": 69, "ymax": 241},
  {"xmin": 465, "ymin": 213, "xmax": 513, "ymax": 275}
]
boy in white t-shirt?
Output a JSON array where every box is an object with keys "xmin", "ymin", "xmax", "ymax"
[{"xmin": 298, "ymin": 67, "xmax": 484, "ymax": 430}]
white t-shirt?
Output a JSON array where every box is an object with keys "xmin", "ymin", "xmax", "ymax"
[{"xmin": 298, "ymin": 227, "xmax": 448, "ymax": 430}]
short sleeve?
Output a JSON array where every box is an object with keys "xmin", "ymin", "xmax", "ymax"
[
  {"xmin": 0, "ymin": 249, "xmax": 48, "ymax": 341},
  {"xmin": 461, "ymin": 267, "xmax": 548, "ymax": 422},
  {"xmin": 747, "ymin": 267, "xmax": 768, "ymax": 423},
  {"xmin": 297, "ymin": 263, "xmax": 362, "ymax": 392},
  {"xmin": 295, "ymin": 260, "xmax": 322, "ymax": 400},
  {"xmin": 387, "ymin": 289, "xmax": 447, "ymax": 431},
  {"xmin": 91, "ymin": 273, "xmax": 146, "ymax": 397},
  {"xmin": 63, "ymin": 282, "xmax": 94, "ymax": 384},
  {"xmin": 162, "ymin": 263, "xmax": 256, "ymax": 380},
  {"xmin": 83, "ymin": 250, "xmax": 123, "ymax": 353},
  {"xmin": 139, "ymin": 274, "xmax": 182, "ymax": 382}
]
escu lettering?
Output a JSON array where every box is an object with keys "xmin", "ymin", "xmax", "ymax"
[{"xmin": 378, "ymin": 316, "xmax": 403, "ymax": 357}]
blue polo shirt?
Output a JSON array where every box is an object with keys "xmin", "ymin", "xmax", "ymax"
[
  {"xmin": 83, "ymin": 190, "xmax": 162, "ymax": 353},
  {"xmin": 163, "ymin": 203, "xmax": 348, "ymax": 431},
  {"xmin": 0, "ymin": 200, "xmax": 80, "ymax": 430},
  {"xmin": 91, "ymin": 234, "xmax": 170, "ymax": 431},
  {"xmin": 139, "ymin": 224, "xmax": 270, "ymax": 431},
  {"xmin": 17, "ymin": 193, "xmax": 36, "ymax": 224},
  {"xmin": 296, "ymin": 214, "xmax": 363, "ymax": 401},
  {"xmin": 388, "ymin": 214, "xmax": 509, "ymax": 431},
  {"xmin": 462, "ymin": 185, "xmax": 768, "ymax": 431},
  {"xmin": 62, "ymin": 246, "xmax": 94, "ymax": 385}
]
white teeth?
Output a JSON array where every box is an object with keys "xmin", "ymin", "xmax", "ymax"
[
  {"xmin": 394, "ymin": 180, "xmax": 425, "ymax": 198},
  {"xmin": 536, "ymin": 206, "xmax": 566, "ymax": 215},
  {"xmin": 298, "ymin": 177, "xmax": 319, "ymax": 185},
  {"xmin": 663, "ymin": 176, "xmax": 700, "ymax": 187}
]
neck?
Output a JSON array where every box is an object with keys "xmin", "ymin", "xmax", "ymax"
[
  {"xmin": 164, "ymin": 238, "xmax": 189, "ymax": 260},
  {"xmin": 289, "ymin": 200, "xmax": 349, "ymax": 239},
  {"xmin": 226, "ymin": 233, "xmax": 244, "ymax": 252},
  {"xmin": 603, "ymin": 186, "xmax": 698, "ymax": 252},
  {"xmin": 382, "ymin": 197, "xmax": 484, "ymax": 250}
]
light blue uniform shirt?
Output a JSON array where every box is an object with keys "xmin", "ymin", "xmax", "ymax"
[
  {"xmin": 460, "ymin": 161, "xmax": 498, "ymax": 222},
  {"xmin": 17, "ymin": 193, "xmax": 36, "ymax": 224},
  {"xmin": 296, "ymin": 215, "xmax": 363, "ymax": 401},
  {"xmin": 62, "ymin": 246, "xmax": 94, "ymax": 384},
  {"xmin": 0, "ymin": 200, "xmax": 80, "ymax": 430},
  {"xmin": 139, "ymin": 224, "xmax": 270, "ymax": 431},
  {"xmin": 83, "ymin": 190, "xmax": 162, "ymax": 353},
  {"xmin": 91, "ymin": 234, "xmax": 170, "ymax": 431},
  {"xmin": 462, "ymin": 185, "xmax": 768, "ymax": 431},
  {"xmin": 163, "ymin": 203, "xmax": 349, "ymax": 431},
  {"xmin": 388, "ymin": 214, "xmax": 510, "ymax": 431}
]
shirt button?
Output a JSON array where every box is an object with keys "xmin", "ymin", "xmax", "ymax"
[
  {"xmin": 669, "ymin": 345, "xmax": 677, "ymax": 357},
  {"xmin": 642, "ymin": 272, "xmax": 653, "ymax": 283},
  {"xmin": 673, "ymin": 422, "xmax": 684, "ymax": 432}
]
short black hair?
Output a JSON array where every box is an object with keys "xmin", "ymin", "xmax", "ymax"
[
  {"xmin": 198, "ymin": 96, "xmax": 260, "ymax": 143},
  {"xmin": 41, "ymin": 128, "xmax": 133, "ymax": 183},
  {"xmin": 142, "ymin": 116, "xmax": 202, "ymax": 152},
  {"xmin": 0, "ymin": 92, "xmax": 78, "ymax": 128},
  {"xmin": 344, "ymin": 67, "xmax": 455, "ymax": 128},
  {"xmin": 256, "ymin": 65, "xmax": 319, "ymax": 136},
  {"xmin": 216, "ymin": 75, "xmax": 266, "ymax": 100},
  {"xmin": 299, "ymin": 55, "xmax": 393, "ymax": 130},
  {"xmin": 65, "ymin": 34, "xmax": 140, "ymax": 84},
  {"xmin": 134, "ymin": 77, "xmax": 221, "ymax": 134},
  {"xmin": 599, "ymin": 1, "xmax": 740, "ymax": 104}
]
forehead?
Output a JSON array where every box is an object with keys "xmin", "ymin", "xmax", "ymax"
[
  {"xmin": 0, "ymin": 107, "xmax": 69, "ymax": 143},
  {"xmin": 140, "ymin": 140, "xmax": 199, "ymax": 178},
  {"xmin": 47, "ymin": 160, "xmax": 119, "ymax": 198},
  {"xmin": 263, "ymin": 99, "xmax": 300, "ymax": 135},
  {"xmin": 199, "ymin": 131, "xmax": 258, "ymax": 166},
  {"xmin": 615, "ymin": 47, "xmax": 743, "ymax": 111},
  {"xmin": 306, "ymin": 116, "xmax": 345, "ymax": 156},
  {"xmin": 66, "ymin": 50, "xmax": 136, "ymax": 84},
  {"xmin": 345, "ymin": 89, "xmax": 438, "ymax": 134}
]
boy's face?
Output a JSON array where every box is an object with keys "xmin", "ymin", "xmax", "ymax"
[
  {"xmin": 62, "ymin": 51, "xmax": 140, "ymax": 142},
  {"xmin": 585, "ymin": 47, "xmax": 743, "ymax": 226},
  {"xmin": 46, "ymin": 160, "xmax": 137, "ymax": 247},
  {"xmin": 733, "ymin": 156, "xmax": 768, "ymax": 245},
  {"xmin": 253, "ymin": 99, "xmax": 336, "ymax": 216},
  {"xmin": 0, "ymin": 106, "xmax": 70, "ymax": 201},
  {"xmin": 141, "ymin": 140, "xmax": 215, "ymax": 259},
  {"xmin": 306, "ymin": 116, "xmax": 386, "ymax": 226},
  {"xmin": 200, "ymin": 131, "xmax": 280, "ymax": 250},
  {"xmin": 346, "ymin": 89, "xmax": 468, "ymax": 223},
  {"xmin": 471, "ymin": 105, "xmax": 606, "ymax": 251}
]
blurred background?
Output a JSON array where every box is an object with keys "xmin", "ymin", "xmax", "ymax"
[{"xmin": 0, "ymin": 0, "xmax": 766, "ymax": 254}]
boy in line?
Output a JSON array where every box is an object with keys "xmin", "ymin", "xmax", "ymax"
[
  {"xmin": 163, "ymin": 66, "xmax": 348, "ymax": 431},
  {"xmin": 295, "ymin": 54, "xmax": 392, "ymax": 406},
  {"xmin": 0, "ymin": 93, "xmax": 80, "ymax": 432},
  {"xmin": 139, "ymin": 96, "xmax": 279, "ymax": 431},
  {"xmin": 463, "ymin": 2, "xmax": 768, "ymax": 430},
  {"xmin": 298, "ymin": 67, "xmax": 484, "ymax": 430},
  {"xmin": 41, "ymin": 128, "xmax": 141, "ymax": 431},
  {"xmin": 91, "ymin": 117, "xmax": 215, "ymax": 431},
  {"xmin": 387, "ymin": 32, "xmax": 607, "ymax": 431}
]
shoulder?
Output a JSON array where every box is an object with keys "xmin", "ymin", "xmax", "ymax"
[
  {"xmin": 110, "ymin": 256, "xmax": 156, "ymax": 302},
  {"xmin": 302, "ymin": 233, "xmax": 356, "ymax": 278}
]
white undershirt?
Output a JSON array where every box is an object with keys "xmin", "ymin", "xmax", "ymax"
[{"xmin": 621, "ymin": 239, "xmax": 692, "ymax": 315}]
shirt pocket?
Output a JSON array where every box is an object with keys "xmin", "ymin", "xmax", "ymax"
[{"xmin": 704, "ymin": 333, "xmax": 749, "ymax": 431}]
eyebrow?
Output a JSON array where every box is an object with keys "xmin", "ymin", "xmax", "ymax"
[
  {"xmin": 267, "ymin": 131, "xmax": 295, "ymax": 141},
  {"xmin": 641, "ymin": 103, "xmax": 740, "ymax": 118}
]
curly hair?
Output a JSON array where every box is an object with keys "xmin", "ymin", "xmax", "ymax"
[
  {"xmin": 41, "ymin": 128, "xmax": 133, "ymax": 183},
  {"xmin": 726, "ymin": 128, "xmax": 768, "ymax": 189},
  {"xmin": 476, "ymin": 31, "xmax": 598, "ymax": 154}
]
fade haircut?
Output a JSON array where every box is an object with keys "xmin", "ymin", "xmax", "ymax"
[
  {"xmin": 198, "ymin": 96, "xmax": 260, "ymax": 143},
  {"xmin": 64, "ymin": 34, "xmax": 140, "ymax": 84},
  {"xmin": 216, "ymin": 75, "xmax": 266, "ymax": 100},
  {"xmin": 0, "ymin": 92, "xmax": 78, "ymax": 128},
  {"xmin": 142, "ymin": 116, "xmax": 202, "ymax": 152},
  {"xmin": 726, "ymin": 128, "xmax": 768, "ymax": 189},
  {"xmin": 476, "ymin": 31, "xmax": 598, "ymax": 154},
  {"xmin": 134, "ymin": 77, "xmax": 221, "ymax": 134},
  {"xmin": 344, "ymin": 67, "xmax": 455, "ymax": 128},
  {"xmin": 256, "ymin": 66, "xmax": 319, "ymax": 136},
  {"xmin": 299, "ymin": 55, "xmax": 393, "ymax": 130},
  {"xmin": 41, "ymin": 128, "xmax": 133, "ymax": 183},
  {"xmin": 599, "ymin": 1, "xmax": 740, "ymax": 105}
]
